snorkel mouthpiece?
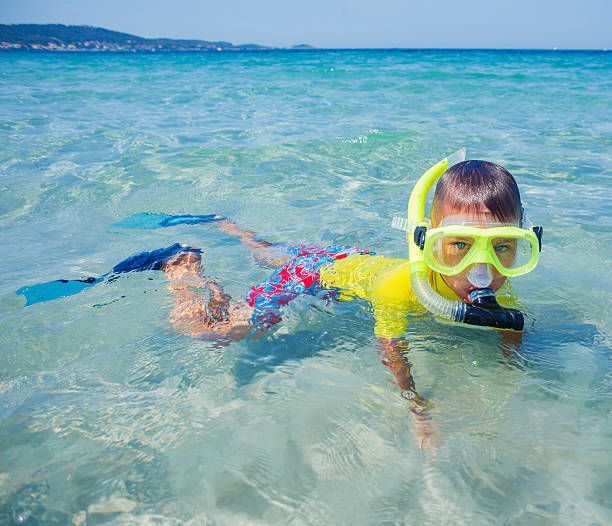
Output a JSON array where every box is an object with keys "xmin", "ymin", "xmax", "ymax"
[{"xmin": 461, "ymin": 288, "xmax": 524, "ymax": 331}]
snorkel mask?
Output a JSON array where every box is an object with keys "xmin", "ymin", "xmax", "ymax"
[{"xmin": 406, "ymin": 148, "xmax": 543, "ymax": 331}]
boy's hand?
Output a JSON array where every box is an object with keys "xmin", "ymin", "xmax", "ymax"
[{"xmin": 411, "ymin": 415, "xmax": 440, "ymax": 451}]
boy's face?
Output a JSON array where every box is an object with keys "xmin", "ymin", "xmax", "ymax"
[{"xmin": 432, "ymin": 202, "xmax": 511, "ymax": 302}]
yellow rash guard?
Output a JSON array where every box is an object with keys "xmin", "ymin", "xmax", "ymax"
[{"xmin": 319, "ymin": 253, "xmax": 513, "ymax": 339}]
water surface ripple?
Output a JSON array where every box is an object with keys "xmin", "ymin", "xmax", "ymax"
[{"xmin": 0, "ymin": 50, "xmax": 610, "ymax": 525}]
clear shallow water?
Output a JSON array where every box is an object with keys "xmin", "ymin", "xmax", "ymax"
[{"xmin": 0, "ymin": 50, "xmax": 610, "ymax": 524}]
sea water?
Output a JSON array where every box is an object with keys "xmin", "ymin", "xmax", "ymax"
[{"xmin": 0, "ymin": 50, "xmax": 610, "ymax": 525}]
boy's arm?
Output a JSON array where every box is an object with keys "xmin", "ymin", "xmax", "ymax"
[
  {"xmin": 373, "ymin": 296, "xmax": 437, "ymax": 449},
  {"xmin": 376, "ymin": 337, "xmax": 436, "ymax": 449}
]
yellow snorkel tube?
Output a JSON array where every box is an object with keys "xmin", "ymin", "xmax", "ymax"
[{"xmin": 408, "ymin": 148, "xmax": 527, "ymax": 331}]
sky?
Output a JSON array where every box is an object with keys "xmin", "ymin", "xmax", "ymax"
[{"xmin": 0, "ymin": 0, "xmax": 610, "ymax": 49}]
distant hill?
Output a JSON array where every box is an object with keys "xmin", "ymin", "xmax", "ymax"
[{"xmin": 0, "ymin": 24, "xmax": 314, "ymax": 52}]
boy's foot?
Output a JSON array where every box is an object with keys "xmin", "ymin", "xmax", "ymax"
[{"xmin": 161, "ymin": 249, "xmax": 202, "ymax": 273}]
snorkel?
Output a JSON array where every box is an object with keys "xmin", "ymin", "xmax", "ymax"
[{"xmin": 407, "ymin": 149, "xmax": 534, "ymax": 331}]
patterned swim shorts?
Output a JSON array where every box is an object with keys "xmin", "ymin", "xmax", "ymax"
[{"xmin": 246, "ymin": 244, "xmax": 372, "ymax": 327}]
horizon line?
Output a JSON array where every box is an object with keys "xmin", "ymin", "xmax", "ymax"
[{"xmin": 1, "ymin": 47, "xmax": 609, "ymax": 52}]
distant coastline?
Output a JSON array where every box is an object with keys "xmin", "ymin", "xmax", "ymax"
[
  {"xmin": 0, "ymin": 24, "xmax": 606, "ymax": 53},
  {"xmin": 0, "ymin": 24, "xmax": 316, "ymax": 52}
]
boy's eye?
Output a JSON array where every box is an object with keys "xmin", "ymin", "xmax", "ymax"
[
  {"xmin": 494, "ymin": 243, "xmax": 511, "ymax": 253},
  {"xmin": 453, "ymin": 241, "xmax": 469, "ymax": 250}
]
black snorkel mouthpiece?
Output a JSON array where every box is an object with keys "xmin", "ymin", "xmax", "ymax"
[{"xmin": 457, "ymin": 288, "xmax": 524, "ymax": 331}]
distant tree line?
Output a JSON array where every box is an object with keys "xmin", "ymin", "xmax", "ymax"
[{"xmin": 0, "ymin": 24, "xmax": 306, "ymax": 51}]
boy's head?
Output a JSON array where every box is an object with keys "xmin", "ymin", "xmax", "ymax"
[
  {"xmin": 432, "ymin": 160, "xmax": 522, "ymax": 227},
  {"xmin": 430, "ymin": 160, "xmax": 523, "ymax": 300}
]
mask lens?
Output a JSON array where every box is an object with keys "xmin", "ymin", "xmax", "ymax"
[
  {"xmin": 432, "ymin": 235, "xmax": 475, "ymax": 272},
  {"xmin": 491, "ymin": 236, "xmax": 533, "ymax": 271}
]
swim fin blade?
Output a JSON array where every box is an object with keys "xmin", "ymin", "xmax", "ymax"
[
  {"xmin": 112, "ymin": 212, "xmax": 224, "ymax": 229},
  {"xmin": 16, "ymin": 277, "xmax": 102, "ymax": 306},
  {"xmin": 17, "ymin": 244, "xmax": 202, "ymax": 306}
]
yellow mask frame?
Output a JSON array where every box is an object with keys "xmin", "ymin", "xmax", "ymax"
[{"xmin": 421, "ymin": 224, "xmax": 542, "ymax": 277}]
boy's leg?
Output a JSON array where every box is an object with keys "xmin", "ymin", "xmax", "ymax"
[
  {"xmin": 205, "ymin": 280, "xmax": 231, "ymax": 323},
  {"xmin": 162, "ymin": 250, "xmax": 242, "ymax": 338},
  {"xmin": 163, "ymin": 251, "xmax": 213, "ymax": 335},
  {"xmin": 216, "ymin": 219, "xmax": 288, "ymax": 268}
]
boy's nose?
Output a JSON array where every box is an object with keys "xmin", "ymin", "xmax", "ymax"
[{"xmin": 467, "ymin": 263, "xmax": 493, "ymax": 288}]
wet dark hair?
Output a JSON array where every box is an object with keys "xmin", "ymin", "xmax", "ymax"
[{"xmin": 432, "ymin": 160, "xmax": 522, "ymax": 225}]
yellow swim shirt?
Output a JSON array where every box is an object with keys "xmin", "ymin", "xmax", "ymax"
[{"xmin": 319, "ymin": 254, "xmax": 513, "ymax": 339}]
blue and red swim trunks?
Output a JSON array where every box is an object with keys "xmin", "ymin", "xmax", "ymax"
[{"xmin": 246, "ymin": 244, "xmax": 372, "ymax": 327}]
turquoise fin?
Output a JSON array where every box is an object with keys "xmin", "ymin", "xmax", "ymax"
[
  {"xmin": 16, "ymin": 277, "xmax": 102, "ymax": 306},
  {"xmin": 17, "ymin": 244, "xmax": 202, "ymax": 306},
  {"xmin": 112, "ymin": 212, "xmax": 224, "ymax": 229}
]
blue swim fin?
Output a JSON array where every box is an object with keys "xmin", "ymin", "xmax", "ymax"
[
  {"xmin": 17, "ymin": 244, "xmax": 201, "ymax": 306},
  {"xmin": 16, "ymin": 277, "xmax": 103, "ymax": 306},
  {"xmin": 112, "ymin": 212, "xmax": 224, "ymax": 229},
  {"xmin": 111, "ymin": 243, "xmax": 201, "ymax": 273}
]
